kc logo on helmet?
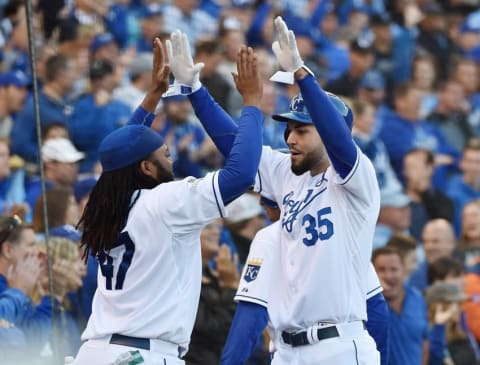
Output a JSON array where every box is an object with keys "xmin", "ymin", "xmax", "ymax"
[{"xmin": 290, "ymin": 94, "xmax": 306, "ymax": 113}]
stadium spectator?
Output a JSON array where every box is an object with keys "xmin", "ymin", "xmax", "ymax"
[
  {"xmin": 195, "ymin": 39, "xmax": 231, "ymax": 112},
  {"xmin": 11, "ymin": 54, "xmax": 76, "ymax": 165},
  {"xmin": 379, "ymin": 82, "xmax": 458, "ymax": 188},
  {"xmin": 158, "ymin": 94, "xmax": 214, "ymax": 178},
  {"xmin": 327, "ymin": 37, "xmax": 375, "ymax": 97},
  {"xmin": 409, "ymin": 219, "xmax": 458, "ymax": 292},
  {"xmin": 26, "ymin": 138, "xmax": 83, "ymax": 212},
  {"xmin": 224, "ymin": 193, "xmax": 264, "ymax": 265},
  {"xmin": 403, "ymin": 148, "xmax": 454, "ymax": 241},
  {"xmin": 426, "ymin": 80, "xmax": 474, "ymax": 152},
  {"xmin": 373, "ymin": 246, "xmax": 430, "ymax": 365},
  {"xmin": 446, "ymin": 138, "xmax": 480, "ymax": 234},
  {"xmin": 459, "ymin": 199, "xmax": 480, "ymax": 268},
  {"xmin": 0, "ymin": 70, "xmax": 28, "ymax": 138},
  {"xmin": 137, "ymin": 3, "xmax": 164, "ymax": 53},
  {"xmin": 386, "ymin": 233, "xmax": 418, "ymax": 278},
  {"xmin": 185, "ymin": 220, "xmax": 239, "ymax": 365},
  {"xmin": 32, "ymin": 187, "xmax": 79, "ymax": 236},
  {"xmin": 114, "ymin": 52, "xmax": 153, "ymax": 111},
  {"xmin": 351, "ymin": 98, "xmax": 401, "ymax": 193},
  {"xmin": 70, "ymin": 60, "xmax": 131, "ymax": 173},
  {"xmin": 162, "ymin": 0, "xmax": 217, "ymax": 49},
  {"xmin": 410, "ymin": 54, "xmax": 439, "ymax": 119},
  {"xmin": 373, "ymin": 188, "xmax": 411, "ymax": 250}
]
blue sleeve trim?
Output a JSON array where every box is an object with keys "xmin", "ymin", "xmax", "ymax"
[
  {"xmin": 235, "ymin": 294, "xmax": 268, "ymax": 305},
  {"xmin": 339, "ymin": 150, "xmax": 360, "ymax": 186},
  {"xmin": 212, "ymin": 171, "xmax": 224, "ymax": 218},
  {"xmin": 257, "ymin": 170, "xmax": 262, "ymax": 194},
  {"xmin": 127, "ymin": 106, "xmax": 155, "ymax": 126}
]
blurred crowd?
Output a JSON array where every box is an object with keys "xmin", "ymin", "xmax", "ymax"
[{"xmin": 0, "ymin": 0, "xmax": 479, "ymax": 364}]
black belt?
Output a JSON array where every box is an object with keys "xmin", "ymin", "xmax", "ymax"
[
  {"xmin": 110, "ymin": 334, "xmax": 150, "ymax": 350},
  {"xmin": 281, "ymin": 321, "xmax": 367, "ymax": 347}
]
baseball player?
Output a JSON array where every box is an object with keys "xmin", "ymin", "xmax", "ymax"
[
  {"xmin": 221, "ymin": 198, "xmax": 389, "ymax": 365},
  {"xmin": 72, "ymin": 38, "xmax": 264, "ymax": 364},
  {"xmin": 173, "ymin": 18, "xmax": 381, "ymax": 364}
]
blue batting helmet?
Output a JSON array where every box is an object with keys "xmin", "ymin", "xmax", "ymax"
[{"xmin": 272, "ymin": 92, "xmax": 353, "ymax": 130}]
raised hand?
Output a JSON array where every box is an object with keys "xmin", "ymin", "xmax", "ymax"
[
  {"xmin": 271, "ymin": 16, "xmax": 304, "ymax": 73},
  {"xmin": 434, "ymin": 302, "xmax": 459, "ymax": 325},
  {"xmin": 231, "ymin": 46, "xmax": 263, "ymax": 107},
  {"xmin": 215, "ymin": 245, "xmax": 239, "ymax": 289},
  {"xmin": 166, "ymin": 30, "xmax": 204, "ymax": 92},
  {"xmin": 150, "ymin": 37, "xmax": 171, "ymax": 96}
]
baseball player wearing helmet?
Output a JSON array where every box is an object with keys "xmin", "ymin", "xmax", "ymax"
[
  {"xmin": 177, "ymin": 17, "xmax": 381, "ymax": 365},
  {"xmin": 72, "ymin": 38, "xmax": 264, "ymax": 364}
]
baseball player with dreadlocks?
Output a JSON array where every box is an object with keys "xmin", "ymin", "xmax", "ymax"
[
  {"xmin": 170, "ymin": 17, "xmax": 382, "ymax": 365},
  {"xmin": 72, "ymin": 37, "xmax": 264, "ymax": 364}
]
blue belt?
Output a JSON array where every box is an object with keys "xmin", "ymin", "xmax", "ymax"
[{"xmin": 110, "ymin": 334, "xmax": 150, "ymax": 350}]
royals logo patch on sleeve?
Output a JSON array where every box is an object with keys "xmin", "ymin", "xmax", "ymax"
[{"xmin": 244, "ymin": 258, "xmax": 263, "ymax": 282}]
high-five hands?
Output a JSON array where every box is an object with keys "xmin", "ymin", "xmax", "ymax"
[
  {"xmin": 270, "ymin": 16, "xmax": 309, "ymax": 84},
  {"xmin": 166, "ymin": 30, "xmax": 204, "ymax": 94},
  {"xmin": 232, "ymin": 46, "xmax": 263, "ymax": 108}
]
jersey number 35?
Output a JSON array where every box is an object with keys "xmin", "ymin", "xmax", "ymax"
[{"xmin": 302, "ymin": 207, "xmax": 333, "ymax": 246}]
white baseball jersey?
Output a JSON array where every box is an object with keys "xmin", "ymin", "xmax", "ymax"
[
  {"xmin": 82, "ymin": 171, "xmax": 226, "ymax": 351},
  {"xmin": 254, "ymin": 146, "xmax": 380, "ymax": 332},
  {"xmin": 235, "ymin": 223, "xmax": 382, "ymax": 306},
  {"xmin": 235, "ymin": 221, "xmax": 281, "ymax": 307}
]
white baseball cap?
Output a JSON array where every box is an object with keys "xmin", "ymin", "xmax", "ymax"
[
  {"xmin": 42, "ymin": 138, "xmax": 85, "ymax": 163},
  {"xmin": 226, "ymin": 193, "xmax": 263, "ymax": 224}
]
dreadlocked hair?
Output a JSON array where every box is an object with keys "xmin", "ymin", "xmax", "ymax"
[{"xmin": 77, "ymin": 160, "xmax": 159, "ymax": 259}]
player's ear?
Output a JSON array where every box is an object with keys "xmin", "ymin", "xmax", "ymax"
[{"xmin": 139, "ymin": 159, "xmax": 156, "ymax": 179}]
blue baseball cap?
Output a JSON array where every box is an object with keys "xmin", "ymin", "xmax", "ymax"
[
  {"xmin": 140, "ymin": 3, "xmax": 163, "ymax": 18},
  {"xmin": 99, "ymin": 125, "xmax": 165, "ymax": 172},
  {"xmin": 90, "ymin": 32, "xmax": 116, "ymax": 53},
  {"xmin": 0, "ymin": 70, "xmax": 29, "ymax": 88},
  {"xmin": 49, "ymin": 224, "xmax": 82, "ymax": 242},
  {"xmin": 360, "ymin": 70, "xmax": 385, "ymax": 90},
  {"xmin": 272, "ymin": 92, "xmax": 353, "ymax": 130}
]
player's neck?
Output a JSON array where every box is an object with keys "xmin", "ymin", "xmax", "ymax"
[{"xmin": 309, "ymin": 160, "xmax": 330, "ymax": 177}]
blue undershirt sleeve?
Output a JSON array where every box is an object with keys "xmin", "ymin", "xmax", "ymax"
[
  {"xmin": 126, "ymin": 106, "xmax": 155, "ymax": 127},
  {"xmin": 189, "ymin": 86, "xmax": 239, "ymax": 157},
  {"xmin": 297, "ymin": 75, "xmax": 357, "ymax": 178},
  {"xmin": 221, "ymin": 301, "xmax": 268, "ymax": 365},
  {"xmin": 366, "ymin": 292, "xmax": 390, "ymax": 365},
  {"xmin": 218, "ymin": 106, "xmax": 262, "ymax": 205}
]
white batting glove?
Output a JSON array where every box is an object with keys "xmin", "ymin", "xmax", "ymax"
[
  {"xmin": 271, "ymin": 16, "xmax": 304, "ymax": 73},
  {"xmin": 165, "ymin": 30, "xmax": 204, "ymax": 94}
]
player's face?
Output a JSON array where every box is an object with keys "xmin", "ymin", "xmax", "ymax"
[
  {"xmin": 285, "ymin": 121, "xmax": 327, "ymax": 176},
  {"xmin": 373, "ymin": 253, "xmax": 405, "ymax": 301},
  {"xmin": 147, "ymin": 145, "xmax": 174, "ymax": 183}
]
